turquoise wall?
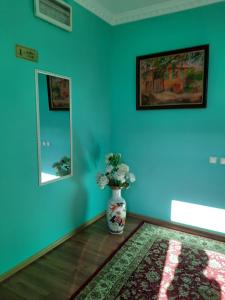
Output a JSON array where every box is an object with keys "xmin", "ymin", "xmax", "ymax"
[
  {"xmin": 0, "ymin": 0, "xmax": 111, "ymax": 276},
  {"xmin": 111, "ymin": 3, "xmax": 225, "ymax": 224},
  {"xmin": 1, "ymin": 0, "xmax": 225, "ymax": 278}
]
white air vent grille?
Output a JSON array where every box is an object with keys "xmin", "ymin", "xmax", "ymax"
[{"xmin": 35, "ymin": 0, "xmax": 72, "ymax": 32}]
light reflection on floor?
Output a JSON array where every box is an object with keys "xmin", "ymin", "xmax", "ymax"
[
  {"xmin": 157, "ymin": 240, "xmax": 225, "ymax": 299},
  {"xmin": 41, "ymin": 172, "xmax": 60, "ymax": 183},
  {"xmin": 157, "ymin": 240, "xmax": 182, "ymax": 299}
]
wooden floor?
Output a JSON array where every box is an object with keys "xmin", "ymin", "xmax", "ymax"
[{"xmin": 0, "ymin": 216, "xmax": 142, "ymax": 300}]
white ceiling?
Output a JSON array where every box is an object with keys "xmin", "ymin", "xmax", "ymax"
[
  {"xmin": 95, "ymin": 0, "xmax": 171, "ymax": 14},
  {"xmin": 73, "ymin": 0, "xmax": 225, "ymax": 25}
]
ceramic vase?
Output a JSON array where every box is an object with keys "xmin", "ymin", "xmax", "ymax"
[{"xmin": 106, "ymin": 188, "xmax": 126, "ymax": 234}]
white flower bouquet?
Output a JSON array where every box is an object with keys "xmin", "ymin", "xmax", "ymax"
[{"xmin": 96, "ymin": 153, "xmax": 136, "ymax": 190}]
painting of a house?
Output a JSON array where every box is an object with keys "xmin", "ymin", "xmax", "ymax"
[{"xmin": 137, "ymin": 45, "xmax": 208, "ymax": 109}]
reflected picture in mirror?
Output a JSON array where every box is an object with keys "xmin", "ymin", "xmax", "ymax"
[
  {"xmin": 35, "ymin": 70, "xmax": 73, "ymax": 185},
  {"xmin": 47, "ymin": 76, "xmax": 70, "ymax": 110}
]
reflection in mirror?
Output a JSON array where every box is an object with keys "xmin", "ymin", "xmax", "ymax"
[{"xmin": 35, "ymin": 70, "xmax": 72, "ymax": 185}]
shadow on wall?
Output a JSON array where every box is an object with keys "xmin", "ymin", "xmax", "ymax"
[
  {"xmin": 70, "ymin": 131, "xmax": 102, "ymax": 226},
  {"xmin": 64, "ymin": 131, "xmax": 103, "ymax": 298},
  {"xmin": 85, "ymin": 131, "xmax": 101, "ymax": 168}
]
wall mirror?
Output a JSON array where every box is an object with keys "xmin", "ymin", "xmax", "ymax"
[{"xmin": 35, "ymin": 70, "xmax": 73, "ymax": 185}]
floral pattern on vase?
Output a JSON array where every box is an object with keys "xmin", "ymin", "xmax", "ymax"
[
  {"xmin": 96, "ymin": 153, "xmax": 135, "ymax": 233},
  {"xmin": 107, "ymin": 188, "xmax": 126, "ymax": 234}
]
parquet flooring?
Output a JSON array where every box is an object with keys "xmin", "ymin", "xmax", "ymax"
[{"xmin": 0, "ymin": 216, "xmax": 142, "ymax": 300}]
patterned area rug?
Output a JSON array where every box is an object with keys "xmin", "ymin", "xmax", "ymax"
[{"xmin": 71, "ymin": 223, "xmax": 225, "ymax": 300}]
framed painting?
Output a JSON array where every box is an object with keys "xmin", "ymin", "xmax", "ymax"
[
  {"xmin": 136, "ymin": 45, "xmax": 209, "ymax": 110},
  {"xmin": 47, "ymin": 75, "xmax": 70, "ymax": 110}
]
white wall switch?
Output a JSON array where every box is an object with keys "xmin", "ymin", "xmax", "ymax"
[
  {"xmin": 220, "ymin": 158, "xmax": 225, "ymax": 165},
  {"xmin": 209, "ymin": 156, "xmax": 217, "ymax": 164}
]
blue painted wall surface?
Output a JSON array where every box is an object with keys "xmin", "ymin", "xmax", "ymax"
[
  {"xmin": 111, "ymin": 3, "xmax": 225, "ymax": 224},
  {"xmin": 0, "ymin": 0, "xmax": 111, "ymax": 276},
  {"xmin": 1, "ymin": 0, "xmax": 225, "ymax": 278}
]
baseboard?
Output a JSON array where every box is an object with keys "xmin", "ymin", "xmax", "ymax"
[
  {"xmin": 128, "ymin": 212, "xmax": 225, "ymax": 243},
  {"xmin": 0, "ymin": 212, "xmax": 105, "ymax": 283}
]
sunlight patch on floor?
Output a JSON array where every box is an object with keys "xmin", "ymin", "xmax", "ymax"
[
  {"xmin": 171, "ymin": 200, "xmax": 225, "ymax": 234},
  {"xmin": 157, "ymin": 240, "xmax": 182, "ymax": 299}
]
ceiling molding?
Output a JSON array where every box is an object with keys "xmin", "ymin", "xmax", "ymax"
[
  {"xmin": 73, "ymin": 0, "xmax": 225, "ymax": 26},
  {"xmin": 73, "ymin": 0, "xmax": 114, "ymax": 24}
]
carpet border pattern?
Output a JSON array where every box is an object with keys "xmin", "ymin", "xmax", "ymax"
[{"xmin": 72, "ymin": 222, "xmax": 225, "ymax": 299}]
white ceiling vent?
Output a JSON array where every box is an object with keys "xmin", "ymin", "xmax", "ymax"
[{"xmin": 34, "ymin": 0, "xmax": 72, "ymax": 32}]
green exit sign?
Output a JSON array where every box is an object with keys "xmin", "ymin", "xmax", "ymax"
[{"xmin": 16, "ymin": 45, "xmax": 38, "ymax": 62}]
